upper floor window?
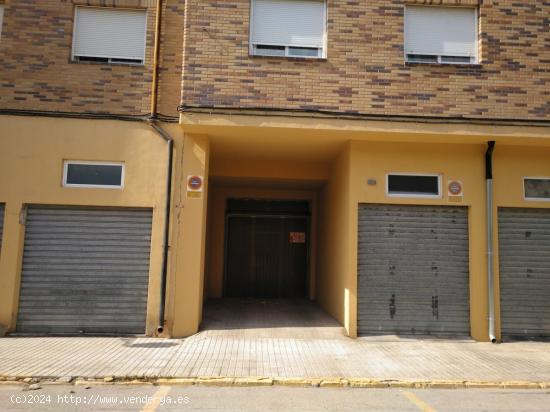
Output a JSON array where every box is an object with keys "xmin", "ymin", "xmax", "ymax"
[
  {"xmin": 250, "ymin": 0, "xmax": 327, "ymax": 59},
  {"xmin": 72, "ymin": 7, "xmax": 147, "ymax": 65},
  {"xmin": 405, "ymin": 6, "xmax": 478, "ymax": 65}
]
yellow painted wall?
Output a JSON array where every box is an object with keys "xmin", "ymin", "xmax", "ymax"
[
  {"xmin": 211, "ymin": 159, "xmax": 328, "ymax": 183},
  {"xmin": 0, "ymin": 115, "xmax": 170, "ymax": 335},
  {"xmin": 183, "ymin": 114, "xmax": 550, "ymax": 341},
  {"xmin": 205, "ymin": 184, "xmax": 319, "ymax": 300},
  {"xmin": 493, "ymin": 145, "xmax": 550, "ymax": 207},
  {"xmin": 168, "ymin": 133, "xmax": 210, "ymax": 337},
  {"xmin": 317, "ymin": 144, "xmax": 354, "ymax": 335},
  {"xmin": 348, "ymin": 141, "xmax": 488, "ymax": 340},
  {"xmin": 3, "ymin": 113, "xmax": 548, "ymax": 341}
]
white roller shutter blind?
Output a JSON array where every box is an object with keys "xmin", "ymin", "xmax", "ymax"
[
  {"xmin": 251, "ymin": 0, "xmax": 326, "ymax": 48},
  {"xmin": 405, "ymin": 6, "xmax": 477, "ymax": 57},
  {"xmin": 73, "ymin": 7, "xmax": 147, "ymax": 61}
]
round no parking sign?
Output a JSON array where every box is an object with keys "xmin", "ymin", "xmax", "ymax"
[
  {"xmin": 187, "ymin": 175, "xmax": 203, "ymax": 191},
  {"xmin": 448, "ymin": 180, "xmax": 463, "ymax": 197},
  {"xmin": 187, "ymin": 175, "xmax": 204, "ymax": 199}
]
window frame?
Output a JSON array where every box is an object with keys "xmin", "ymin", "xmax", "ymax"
[
  {"xmin": 62, "ymin": 160, "xmax": 125, "ymax": 189},
  {"xmin": 71, "ymin": 6, "xmax": 148, "ymax": 66},
  {"xmin": 386, "ymin": 173, "xmax": 443, "ymax": 199},
  {"xmin": 523, "ymin": 177, "xmax": 550, "ymax": 202},
  {"xmin": 249, "ymin": 0, "xmax": 328, "ymax": 59},
  {"xmin": 403, "ymin": 5, "xmax": 479, "ymax": 65},
  {"xmin": 251, "ymin": 44, "xmax": 324, "ymax": 58}
]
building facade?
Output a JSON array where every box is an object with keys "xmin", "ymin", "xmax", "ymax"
[{"xmin": 0, "ymin": 0, "xmax": 549, "ymax": 341}]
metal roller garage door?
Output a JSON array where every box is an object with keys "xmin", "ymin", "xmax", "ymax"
[
  {"xmin": 17, "ymin": 206, "xmax": 153, "ymax": 334},
  {"xmin": 358, "ymin": 204, "xmax": 470, "ymax": 336},
  {"xmin": 498, "ymin": 208, "xmax": 550, "ymax": 339}
]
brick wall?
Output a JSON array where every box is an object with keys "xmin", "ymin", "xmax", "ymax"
[
  {"xmin": 156, "ymin": 0, "xmax": 186, "ymax": 118},
  {"xmin": 0, "ymin": 0, "xmax": 183, "ymax": 118},
  {"xmin": 181, "ymin": 0, "xmax": 550, "ymax": 120},
  {"xmin": 1, "ymin": 1, "xmax": 548, "ymax": 120}
]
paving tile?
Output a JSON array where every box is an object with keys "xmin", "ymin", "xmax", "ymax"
[{"xmin": 0, "ymin": 300, "xmax": 549, "ymax": 382}]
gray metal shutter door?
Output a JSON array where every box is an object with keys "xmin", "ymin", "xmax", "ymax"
[
  {"xmin": 0, "ymin": 204, "xmax": 4, "ymax": 251},
  {"xmin": 358, "ymin": 204, "xmax": 470, "ymax": 336},
  {"xmin": 498, "ymin": 208, "xmax": 550, "ymax": 339},
  {"xmin": 17, "ymin": 206, "xmax": 153, "ymax": 334}
]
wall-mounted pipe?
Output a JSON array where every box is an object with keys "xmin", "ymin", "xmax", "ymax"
[
  {"xmin": 485, "ymin": 141, "xmax": 497, "ymax": 343},
  {"xmin": 148, "ymin": 0, "xmax": 173, "ymax": 335},
  {"xmin": 150, "ymin": 0, "xmax": 163, "ymax": 118},
  {"xmin": 149, "ymin": 121, "xmax": 174, "ymax": 335}
]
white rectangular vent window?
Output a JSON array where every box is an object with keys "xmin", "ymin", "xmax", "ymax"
[
  {"xmin": 524, "ymin": 178, "xmax": 550, "ymax": 201},
  {"xmin": 405, "ymin": 6, "xmax": 477, "ymax": 64},
  {"xmin": 72, "ymin": 7, "xmax": 147, "ymax": 64},
  {"xmin": 250, "ymin": 0, "xmax": 326, "ymax": 58},
  {"xmin": 0, "ymin": 6, "xmax": 4, "ymax": 41},
  {"xmin": 387, "ymin": 174, "xmax": 441, "ymax": 198},
  {"xmin": 63, "ymin": 161, "xmax": 125, "ymax": 189}
]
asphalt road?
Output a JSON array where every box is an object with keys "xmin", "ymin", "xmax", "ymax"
[{"xmin": 0, "ymin": 384, "xmax": 548, "ymax": 412}]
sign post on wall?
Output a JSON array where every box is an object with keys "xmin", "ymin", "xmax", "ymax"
[
  {"xmin": 289, "ymin": 232, "xmax": 306, "ymax": 244},
  {"xmin": 447, "ymin": 180, "xmax": 464, "ymax": 197},
  {"xmin": 187, "ymin": 175, "xmax": 204, "ymax": 199}
]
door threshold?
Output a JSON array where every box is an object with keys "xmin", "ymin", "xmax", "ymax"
[
  {"xmin": 7, "ymin": 333, "xmax": 148, "ymax": 338},
  {"xmin": 358, "ymin": 334, "xmax": 475, "ymax": 343}
]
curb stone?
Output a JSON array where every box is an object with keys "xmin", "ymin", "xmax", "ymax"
[
  {"xmin": 233, "ymin": 378, "xmax": 274, "ymax": 386},
  {"xmin": 272, "ymin": 378, "xmax": 321, "ymax": 387},
  {"xmin": 156, "ymin": 378, "xmax": 195, "ymax": 386},
  {"xmin": 429, "ymin": 380, "xmax": 466, "ymax": 389},
  {"xmin": 319, "ymin": 379, "xmax": 349, "ymax": 388},
  {"xmin": 348, "ymin": 379, "xmax": 387, "ymax": 388},
  {"xmin": 463, "ymin": 381, "xmax": 502, "ymax": 389},
  {"xmin": 196, "ymin": 377, "xmax": 235, "ymax": 386},
  {"xmin": 386, "ymin": 381, "xmax": 424, "ymax": 389},
  {"xmin": 500, "ymin": 381, "xmax": 543, "ymax": 389},
  {"xmin": 0, "ymin": 376, "xmax": 549, "ymax": 390}
]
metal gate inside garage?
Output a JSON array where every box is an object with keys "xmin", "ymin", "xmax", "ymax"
[
  {"xmin": 499, "ymin": 208, "xmax": 550, "ymax": 340},
  {"xmin": 16, "ymin": 206, "xmax": 153, "ymax": 335},
  {"xmin": 224, "ymin": 199, "xmax": 309, "ymax": 299},
  {"xmin": 358, "ymin": 204, "xmax": 470, "ymax": 336}
]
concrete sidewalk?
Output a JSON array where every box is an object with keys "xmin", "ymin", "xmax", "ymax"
[
  {"xmin": 0, "ymin": 334, "xmax": 549, "ymax": 386},
  {"xmin": 1, "ymin": 301, "xmax": 549, "ymax": 387}
]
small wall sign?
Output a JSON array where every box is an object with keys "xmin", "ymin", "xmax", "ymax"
[
  {"xmin": 187, "ymin": 175, "xmax": 203, "ymax": 191},
  {"xmin": 448, "ymin": 180, "xmax": 463, "ymax": 197},
  {"xmin": 289, "ymin": 232, "xmax": 306, "ymax": 244},
  {"xmin": 187, "ymin": 175, "xmax": 204, "ymax": 198}
]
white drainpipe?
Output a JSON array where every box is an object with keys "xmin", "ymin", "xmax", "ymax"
[{"xmin": 485, "ymin": 141, "xmax": 497, "ymax": 343}]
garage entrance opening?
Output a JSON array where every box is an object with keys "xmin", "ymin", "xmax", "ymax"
[
  {"xmin": 224, "ymin": 199, "xmax": 309, "ymax": 299},
  {"xmin": 201, "ymin": 299, "xmax": 343, "ymax": 339}
]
